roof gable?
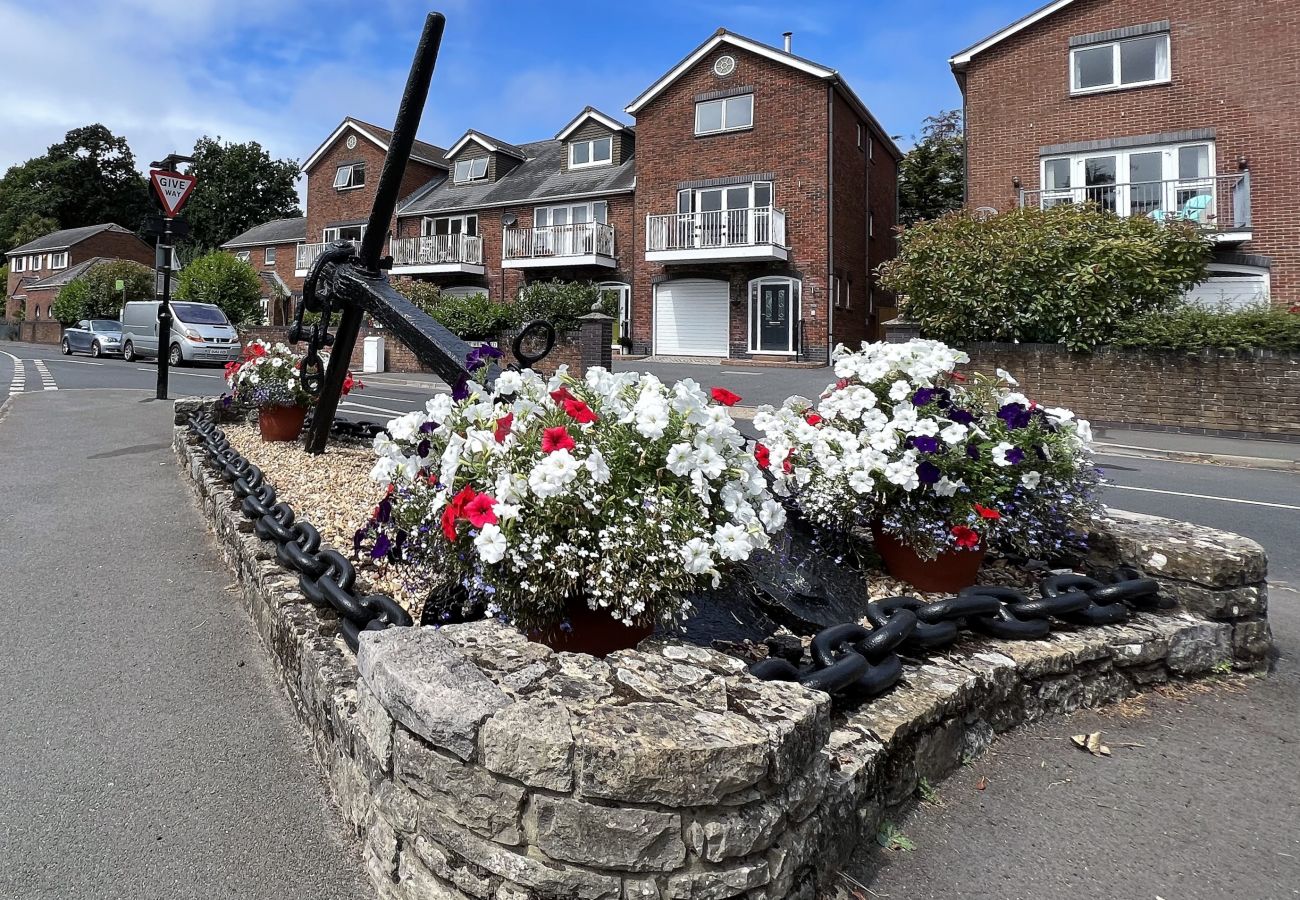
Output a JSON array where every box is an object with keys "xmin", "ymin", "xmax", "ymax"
[
  {"xmin": 301, "ymin": 117, "xmax": 447, "ymax": 173},
  {"xmin": 555, "ymin": 107, "xmax": 629, "ymax": 141},
  {"xmin": 949, "ymin": 0, "xmax": 1080, "ymax": 69},
  {"xmin": 445, "ymin": 130, "xmax": 528, "ymax": 161}
]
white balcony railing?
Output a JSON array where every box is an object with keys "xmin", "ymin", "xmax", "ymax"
[
  {"xmin": 296, "ymin": 241, "xmax": 332, "ymax": 272},
  {"xmin": 390, "ymin": 234, "xmax": 483, "ymax": 268},
  {"xmin": 1020, "ymin": 172, "xmax": 1251, "ymax": 236},
  {"xmin": 645, "ymin": 206, "xmax": 786, "ymax": 253},
  {"xmin": 503, "ymin": 223, "xmax": 615, "ymax": 262}
]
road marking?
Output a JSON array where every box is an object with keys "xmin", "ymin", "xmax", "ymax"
[
  {"xmin": 48, "ymin": 358, "xmax": 105, "ymax": 366},
  {"xmin": 33, "ymin": 359, "xmax": 57, "ymax": 391},
  {"xmin": 722, "ymin": 370, "xmax": 769, "ymax": 376},
  {"xmin": 340, "ymin": 399, "xmax": 415, "ymax": 417},
  {"xmin": 2, "ymin": 350, "xmax": 24, "ymax": 395},
  {"xmin": 1107, "ymin": 483, "xmax": 1300, "ymax": 511}
]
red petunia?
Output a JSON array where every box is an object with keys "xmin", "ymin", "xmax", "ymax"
[
  {"xmin": 542, "ymin": 426, "xmax": 576, "ymax": 454},
  {"xmin": 550, "ymin": 386, "xmax": 576, "ymax": 404},
  {"xmin": 754, "ymin": 442, "xmax": 771, "ymax": 469},
  {"xmin": 835, "ymin": 378, "xmax": 849, "ymax": 390},
  {"xmin": 442, "ymin": 485, "xmax": 478, "ymax": 541},
  {"xmin": 464, "ymin": 493, "xmax": 498, "ymax": 528},
  {"xmin": 951, "ymin": 525, "xmax": 980, "ymax": 549},
  {"xmin": 711, "ymin": 387, "xmax": 742, "ymax": 407},
  {"xmin": 973, "ymin": 503, "xmax": 1001, "ymax": 521},
  {"xmin": 782, "ymin": 455, "xmax": 794, "ymax": 474},
  {"xmin": 494, "ymin": 413, "xmax": 514, "ymax": 444},
  {"xmin": 805, "ymin": 413, "xmax": 823, "ymax": 426},
  {"xmin": 950, "ymin": 372, "xmax": 968, "ymax": 383},
  {"xmin": 563, "ymin": 398, "xmax": 599, "ymax": 424},
  {"xmin": 342, "ymin": 372, "xmax": 364, "ymax": 396},
  {"xmin": 250, "ymin": 343, "xmax": 266, "ymax": 357}
]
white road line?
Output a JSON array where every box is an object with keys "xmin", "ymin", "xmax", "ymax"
[
  {"xmin": 721, "ymin": 370, "xmax": 769, "ymax": 376},
  {"xmin": 33, "ymin": 360, "xmax": 57, "ymax": 391},
  {"xmin": 340, "ymin": 399, "xmax": 420, "ymax": 416},
  {"xmin": 2, "ymin": 349, "xmax": 24, "ymax": 395},
  {"xmin": 46, "ymin": 358, "xmax": 104, "ymax": 366},
  {"xmin": 1107, "ymin": 483, "xmax": 1300, "ymax": 511}
]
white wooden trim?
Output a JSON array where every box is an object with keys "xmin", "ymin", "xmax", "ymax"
[
  {"xmin": 949, "ymin": 0, "xmax": 1079, "ymax": 67},
  {"xmin": 555, "ymin": 109, "xmax": 626, "ymax": 141}
]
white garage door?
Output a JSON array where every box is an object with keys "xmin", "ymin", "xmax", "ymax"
[
  {"xmin": 654, "ymin": 279, "xmax": 729, "ymax": 357},
  {"xmin": 1184, "ymin": 265, "xmax": 1270, "ymax": 310}
]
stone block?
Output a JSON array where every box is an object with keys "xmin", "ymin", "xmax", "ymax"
[
  {"xmin": 664, "ymin": 859, "xmax": 769, "ymax": 899},
  {"xmin": 357, "ymin": 681, "xmax": 394, "ymax": 770},
  {"xmin": 1091, "ymin": 510, "xmax": 1267, "ymax": 588},
  {"xmin": 397, "ymin": 848, "xmax": 471, "ymax": 900},
  {"xmin": 575, "ymin": 703, "xmax": 769, "ymax": 806},
  {"xmin": 1232, "ymin": 619, "xmax": 1273, "ymax": 666},
  {"xmin": 685, "ymin": 800, "xmax": 784, "ymax": 863},
  {"xmin": 479, "ymin": 698, "xmax": 575, "ymax": 792},
  {"xmin": 1166, "ymin": 621, "xmax": 1232, "ymax": 674},
  {"xmin": 608, "ymin": 653, "xmax": 729, "ymax": 712},
  {"xmin": 1166, "ymin": 581, "xmax": 1268, "ymax": 620},
  {"xmin": 358, "ymin": 627, "xmax": 512, "ymax": 761},
  {"xmin": 726, "ymin": 678, "xmax": 829, "ymax": 784},
  {"xmin": 527, "ymin": 795, "xmax": 685, "ymax": 871},
  {"xmin": 395, "ymin": 728, "xmax": 525, "ymax": 845}
]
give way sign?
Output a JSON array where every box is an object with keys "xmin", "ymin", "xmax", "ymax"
[{"xmin": 150, "ymin": 170, "xmax": 197, "ymax": 217}]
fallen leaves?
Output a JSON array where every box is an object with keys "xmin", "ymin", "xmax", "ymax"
[{"xmin": 1072, "ymin": 731, "xmax": 1112, "ymax": 757}]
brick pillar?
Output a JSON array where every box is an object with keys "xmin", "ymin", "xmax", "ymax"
[
  {"xmin": 577, "ymin": 312, "xmax": 614, "ymax": 376},
  {"xmin": 883, "ymin": 317, "xmax": 920, "ymax": 344}
]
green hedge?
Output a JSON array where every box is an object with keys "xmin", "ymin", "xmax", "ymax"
[{"xmin": 1110, "ymin": 303, "xmax": 1300, "ymax": 353}]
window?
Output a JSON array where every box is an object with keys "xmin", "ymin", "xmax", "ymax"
[
  {"xmin": 453, "ymin": 157, "xmax": 488, "ymax": 183},
  {"xmin": 695, "ymin": 94, "xmax": 754, "ymax": 135},
  {"xmin": 11, "ymin": 256, "xmax": 23, "ymax": 273},
  {"xmin": 333, "ymin": 163, "xmax": 365, "ymax": 190},
  {"xmin": 1039, "ymin": 141, "xmax": 1215, "ymax": 218},
  {"xmin": 569, "ymin": 136, "xmax": 613, "ymax": 169},
  {"xmin": 235, "ymin": 250, "xmax": 251, "ymax": 262},
  {"xmin": 533, "ymin": 202, "xmax": 609, "ymax": 256},
  {"xmin": 49, "ymin": 251, "xmax": 68, "ymax": 270},
  {"xmin": 324, "ymin": 225, "xmax": 366, "ymax": 244},
  {"xmin": 1070, "ymin": 34, "xmax": 1170, "ymax": 94},
  {"xmin": 264, "ymin": 247, "xmax": 276, "ymax": 266},
  {"xmin": 869, "ymin": 213, "xmax": 875, "ymax": 238},
  {"xmin": 422, "ymin": 214, "xmax": 478, "ymax": 237},
  {"xmin": 535, "ymin": 201, "xmax": 608, "ymax": 228},
  {"xmin": 33, "ymin": 305, "xmax": 40, "ymax": 320},
  {"xmin": 30, "ymin": 255, "xmax": 43, "ymax": 270},
  {"xmin": 856, "ymin": 123, "xmax": 862, "ymax": 148}
]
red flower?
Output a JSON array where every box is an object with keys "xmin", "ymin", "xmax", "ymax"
[
  {"xmin": 550, "ymin": 386, "xmax": 576, "ymax": 404},
  {"xmin": 754, "ymin": 442, "xmax": 771, "ymax": 469},
  {"xmin": 973, "ymin": 503, "xmax": 1001, "ymax": 521},
  {"xmin": 782, "ymin": 455, "xmax": 794, "ymax": 474},
  {"xmin": 542, "ymin": 426, "xmax": 576, "ymax": 454},
  {"xmin": 950, "ymin": 372, "xmax": 968, "ymax": 383},
  {"xmin": 494, "ymin": 413, "xmax": 514, "ymax": 444},
  {"xmin": 563, "ymin": 398, "xmax": 599, "ymax": 424},
  {"xmin": 342, "ymin": 372, "xmax": 364, "ymax": 396},
  {"xmin": 249, "ymin": 343, "xmax": 266, "ymax": 357},
  {"xmin": 951, "ymin": 525, "xmax": 980, "ymax": 549},
  {"xmin": 835, "ymin": 378, "xmax": 849, "ymax": 390},
  {"xmin": 441, "ymin": 485, "xmax": 477, "ymax": 541},
  {"xmin": 805, "ymin": 413, "xmax": 823, "ymax": 426},
  {"xmin": 711, "ymin": 387, "xmax": 742, "ymax": 407},
  {"xmin": 464, "ymin": 493, "xmax": 498, "ymax": 528}
]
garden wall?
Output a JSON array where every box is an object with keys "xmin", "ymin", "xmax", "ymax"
[{"xmin": 173, "ymin": 397, "xmax": 1273, "ymax": 900}]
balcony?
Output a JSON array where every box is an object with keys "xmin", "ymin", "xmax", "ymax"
[
  {"xmin": 389, "ymin": 234, "xmax": 485, "ymax": 275},
  {"xmin": 1020, "ymin": 172, "xmax": 1251, "ymax": 244},
  {"xmin": 296, "ymin": 241, "xmax": 331, "ymax": 275},
  {"xmin": 502, "ymin": 223, "xmax": 616, "ymax": 269},
  {"xmin": 645, "ymin": 206, "xmax": 788, "ymax": 264}
]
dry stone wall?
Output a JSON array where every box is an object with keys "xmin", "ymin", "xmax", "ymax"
[{"xmin": 173, "ymin": 399, "xmax": 1272, "ymax": 899}]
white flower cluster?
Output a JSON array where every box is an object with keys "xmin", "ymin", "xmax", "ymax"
[
  {"xmin": 368, "ymin": 366, "xmax": 782, "ymax": 629},
  {"xmin": 225, "ymin": 340, "xmax": 312, "ymax": 407}
]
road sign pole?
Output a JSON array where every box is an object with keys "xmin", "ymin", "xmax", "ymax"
[{"xmin": 156, "ymin": 218, "xmax": 173, "ymax": 400}]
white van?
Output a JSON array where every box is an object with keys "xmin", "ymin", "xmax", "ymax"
[{"xmin": 119, "ymin": 301, "xmax": 241, "ymax": 367}]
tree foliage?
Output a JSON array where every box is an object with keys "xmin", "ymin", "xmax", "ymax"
[
  {"xmin": 51, "ymin": 259, "xmax": 154, "ymax": 322},
  {"xmin": 185, "ymin": 136, "xmax": 302, "ymax": 253},
  {"xmin": 1112, "ymin": 303, "xmax": 1300, "ymax": 353},
  {"xmin": 51, "ymin": 279, "xmax": 92, "ymax": 324},
  {"xmin": 8, "ymin": 214, "xmax": 61, "ymax": 250},
  {"xmin": 878, "ymin": 205, "xmax": 1212, "ymax": 351},
  {"xmin": 394, "ymin": 281, "xmax": 513, "ymax": 339},
  {"xmin": 515, "ymin": 279, "xmax": 612, "ymax": 331},
  {"xmin": 175, "ymin": 251, "xmax": 264, "ymax": 326},
  {"xmin": 0, "ymin": 125, "xmax": 150, "ymax": 253},
  {"xmin": 898, "ymin": 110, "xmax": 965, "ymax": 227}
]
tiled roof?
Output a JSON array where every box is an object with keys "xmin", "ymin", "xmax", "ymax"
[
  {"xmin": 24, "ymin": 257, "xmax": 108, "ymax": 290},
  {"xmin": 399, "ymin": 140, "xmax": 634, "ymax": 217},
  {"xmin": 447, "ymin": 130, "xmax": 529, "ymax": 161},
  {"xmin": 221, "ymin": 217, "xmax": 308, "ymax": 249},
  {"xmin": 348, "ymin": 118, "xmax": 448, "ymax": 166},
  {"xmin": 7, "ymin": 223, "xmax": 133, "ymax": 255}
]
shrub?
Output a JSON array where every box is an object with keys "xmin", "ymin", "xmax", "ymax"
[
  {"xmin": 1111, "ymin": 303, "xmax": 1300, "ymax": 353},
  {"xmin": 515, "ymin": 279, "xmax": 613, "ymax": 332},
  {"xmin": 878, "ymin": 205, "xmax": 1211, "ymax": 351},
  {"xmin": 82, "ymin": 259, "xmax": 155, "ymax": 318},
  {"xmin": 393, "ymin": 280, "xmax": 513, "ymax": 339},
  {"xmin": 52, "ymin": 279, "xmax": 92, "ymax": 323},
  {"xmin": 176, "ymin": 251, "xmax": 264, "ymax": 326}
]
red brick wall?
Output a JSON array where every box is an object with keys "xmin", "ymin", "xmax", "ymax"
[
  {"xmin": 6, "ymin": 229, "xmax": 155, "ymax": 319},
  {"xmin": 960, "ymin": 343, "xmax": 1300, "ymax": 439},
  {"xmin": 961, "ymin": 0, "xmax": 1300, "ymax": 300},
  {"xmin": 230, "ymin": 240, "xmax": 304, "ymax": 324}
]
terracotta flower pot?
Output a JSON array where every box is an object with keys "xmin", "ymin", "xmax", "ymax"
[
  {"xmin": 528, "ymin": 596, "xmax": 656, "ymax": 657},
  {"xmin": 870, "ymin": 522, "xmax": 986, "ymax": 593},
  {"xmin": 258, "ymin": 404, "xmax": 308, "ymax": 442}
]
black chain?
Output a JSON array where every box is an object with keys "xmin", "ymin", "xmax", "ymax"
[
  {"xmin": 187, "ymin": 413, "xmax": 412, "ymax": 651},
  {"xmin": 751, "ymin": 568, "xmax": 1171, "ymax": 699}
]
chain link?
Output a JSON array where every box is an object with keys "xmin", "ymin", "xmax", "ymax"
[{"xmin": 188, "ymin": 414, "xmax": 412, "ymax": 651}]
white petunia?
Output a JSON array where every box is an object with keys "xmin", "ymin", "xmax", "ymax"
[
  {"xmin": 1075, "ymin": 418, "xmax": 1093, "ymax": 445},
  {"xmin": 494, "ymin": 370, "xmax": 523, "ymax": 396},
  {"xmin": 888, "ymin": 379, "xmax": 912, "ymax": 402},
  {"xmin": 666, "ymin": 443, "xmax": 694, "ymax": 476},
  {"xmin": 474, "ymin": 524, "xmax": 508, "ymax": 564},
  {"xmin": 759, "ymin": 499, "xmax": 786, "ymax": 531},
  {"xmin": 991, "ymin": 441, "xmax": 1016, "ymax": 467},
  {"xmin": 848, "ymin": 470, "xmax": 875, "ymax": 494},
  {"xmin": 713, "ymin": 523, "xmax": 752, "ymax": 561},
  {"xmin": 933, "ymin": 476, "xmax": 964, "ymax": 497},
  {"xmin": 1021, "ymin": 471, "xmax": 1042, "ymax": 489},
  {"xmin": 585, "ymin": 449, "xmax": 611, "ymax": 484},
  {"xmin": 995, "ymin": 367, "xmax": 1019, "ymax": 386},
  {"xmin": 939, "ymin": 422, "xmax": 968, "ymax": 445},
  {"xmin": 680, "ymin": 537, "xmax": 715, "ymax": 575}
]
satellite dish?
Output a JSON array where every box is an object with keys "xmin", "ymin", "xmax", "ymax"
[{"xmin": 502, "ymin": 212, "xmax": 518, "ymax": 227}]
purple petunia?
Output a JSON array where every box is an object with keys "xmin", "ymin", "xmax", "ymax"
[
  {"xmin": 917, "ymin": 461, "xmax": 942, "ymax": 484},
  {"xmin": 912, "ymin": 388, "xmax": 936, "ymax": 407},
  {"xmin": 452, "ymin": 375, "xmax": 470, "ymax": 401},
  {"xmin": 998, "ymin": 403, "xmax": 1032, "ymax": 429},
  {"xmin": 949, "ymin": 408, "xmax": 975, "ymax": 425},
  {"xmin": 465, "ymin": 344, "xmax": 504, "ymax": 372},
  {"xmin": 371, "ymin": 533, "xmax": 392, "ymax": 560},
  {"xmin": 419, "ymin": 420, "xmax": 439, "ymax": 434},
  {"xmin": 376, "ymin": 497, "xmax": 392, "ymax": 524},
  {"xmin": 417, "ymin": 439, "xmax": 430, "ymax": 458},
  {"xmin": 913, "ymin": 435, "xmax": 941, "ymax": 454},
  {"xmin": 1005, "ymin": 447, "xmax": 1026, "ymax": 465},
  {"xmin": 966, "ymin": 444, "xmax": 981, "ymax": 460}
]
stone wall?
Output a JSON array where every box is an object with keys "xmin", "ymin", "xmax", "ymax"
[{"xmin": 172, "ymin": 403, "xmax": 1272, "ymax": 899}]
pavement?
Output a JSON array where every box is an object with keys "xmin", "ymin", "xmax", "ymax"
[{"xmin": 0, "ymin": 389, "xmax": 368, "ymax": 900}]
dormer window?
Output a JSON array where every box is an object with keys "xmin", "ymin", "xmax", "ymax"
[
  {"xmin": 11, "ymin": 256, "xmax": 24, "ymax": 273},
  {"xmin": 333, "ymin": 163, "xmax": 365, "ymax": 190},
  {"xmin": 569, "ymin": 136, "xmax": 612, "ymax": 169},
  {"xmin": 454, "ymin": 157, "xmax": 489, "ymax": 183},
  {"xmin": 50, "ymin": 251, "xmax": 68, "ymax": 270},
  {"xmin": 695, "ymin": 94, "xmax": 753, "ymax": 136}
]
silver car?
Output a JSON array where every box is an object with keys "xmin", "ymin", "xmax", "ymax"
[{"xmin": 61, "ymin": 319, "xmax": 123, "ymax": 358}]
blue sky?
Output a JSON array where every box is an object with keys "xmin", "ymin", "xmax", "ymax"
[{"xmin": 0, "ymin": 0, "xmax": 1036, "ymax": 181}]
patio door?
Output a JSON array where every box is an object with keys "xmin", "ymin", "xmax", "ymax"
[
  {"xmin": 1044, "ymin": 143, "xmax": 1216, "ymax": 219},
  {"xmin": 748, "ymin": 277, "xmax": 800, "ymax": 354},
  {"xmin": 680, "ymin": 183, "xmax": 772, "ymax": 247}
]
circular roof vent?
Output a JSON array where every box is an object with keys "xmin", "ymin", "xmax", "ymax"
[
  {"xmin": 346, "ymin": 135, "xmax": 358, "ymax": 150},
  {"xmin": 713, "ymin": 55, "xmax": 736, "ymax": 77}
]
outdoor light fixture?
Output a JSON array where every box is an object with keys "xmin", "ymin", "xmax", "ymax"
[{"xmin": 1012, "ymin": 176, "xmax": 1021, "ymax": 189}]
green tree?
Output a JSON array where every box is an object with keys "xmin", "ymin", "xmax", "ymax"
[
  {"xmin": 897, "ymin": 109, "xmax": 965, "ymax": 227},
  {"xmin": 185, "ymin": 136, "xmax": 302, "ymax": 252},
  {"xmin": 0, "ymin": 125, "xmax": 151, "ymax": 254},
  {"xmin": 8, "ymin": 214, "xmax": 61, "ymax": 250},
  {"xmin": 51, "ymin": 278, "xmax": 92, "ymax": 324},
  {"xmin": 175, "ymin": 251, "xmax": 264, "ymax": 326},
  {"xmin": 878, "ymin": 204, "xmax": 1211, "ymax": 351},
  {"xmin": 82, "ymin": 260, "xmax": 155, "ymax": 318}
]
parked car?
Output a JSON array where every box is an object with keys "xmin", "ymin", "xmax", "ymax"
[
  {"xmin": 119, "ymin": 300, "xmax": 241, "ymax": 366},
  {"xmin": 61, "ymin": 319, "xmax": 124, "ymax": 358}
]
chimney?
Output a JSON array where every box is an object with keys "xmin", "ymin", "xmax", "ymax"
[{"xmin": 783, "ymin": 31, "xmax": 792, "ymax": 52}]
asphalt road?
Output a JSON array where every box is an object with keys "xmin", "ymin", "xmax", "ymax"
[{"xmin": 4, "ymin": 340, "xmax": 1298, "ymax": 898}]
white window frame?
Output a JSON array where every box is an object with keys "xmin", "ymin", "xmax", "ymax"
[
  {"xmin": 747, "ymin": 276, "xmax": 801, "ymax": 355},
  {"xmin": 31, "ymin": 254, "xmax": 43, "ymax": 270},
  {"xmin": 264, "ymin": 247, "xmax": 276, "ymax": 266},
  {"xmin": 235, "ymin": 250, "xmax": 251, "ymax": 262},
  {"xmin": 33, "ymin": 304, "xmax": 41, "ymax": 320},
  {"xmin": 422, "ymin": 214, "xmax": 478, "ymax": 237},
  {"xmin": 11, "ymin": 256, "xmax": 24, "ymax": 273},
  {"xmin": 1069, "ymin": 33, "xmax": 1171, "ymax": 95},
  {"xmin": 453, "ymin": 157, "xmax": 489, "ymax": 183},
  {"xmin": 534, "ymin": 200, "xmax": 608, "ymax": 227},
  {"xmin": 1039, "ymin": 140, "xmax": 1215, "ymax": 218},
  {"xmin": 323, "ymin": 224, "xmax": 366, "ymax": 244},
  {"xmin": 569, "ymin": 136, "xmax": 613, "ymax": 169},
  {"xmin": 49, "ymin": 251, "xmax": 68, "ymax": 270},
  {"xmin": 694, "ymin": 94, "xmax": 754, "ymax": 136},
  {"xmin": 598, "ymin": 282, "xmax": 632, "ymax": 351},
  {"xmin": 333, "ymin": 163, "xmax": 365, "ymax": 191}
]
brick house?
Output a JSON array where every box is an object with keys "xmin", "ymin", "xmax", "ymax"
[
  {"xmin": 5, "ymin": 223, "xmax": 156, "ymax": 343},
  {"xmin": 951, "ymin": 0, "xmax": 1300, "ymax": 304},
  {"xmin": 628, "ymin": 30, "xmax": 900, "ymax": 363},
  {"xmin": 221, "ymin": 216, "xmax": 306, "ymax": 325}
]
